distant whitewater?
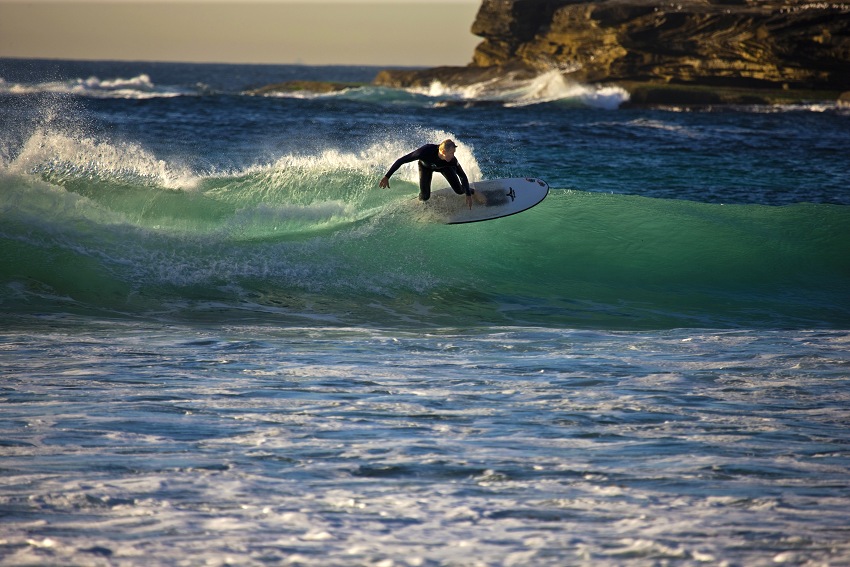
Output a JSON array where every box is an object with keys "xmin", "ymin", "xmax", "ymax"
[
  {"xmin": 0, "ymin": 66, "xmax": 630, "ymax": 108},
  {"xmin": 0, "ymin": 72, "xmax": 193, "ymax": 99}
]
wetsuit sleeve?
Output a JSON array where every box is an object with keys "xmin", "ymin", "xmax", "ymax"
[
  {"xmin": 384, "ymin": 146, "xmax": 425, "ymax": 179},
  {"xmin": 455, "ymin": 160, "xmax": 471, "ymax": 194}
]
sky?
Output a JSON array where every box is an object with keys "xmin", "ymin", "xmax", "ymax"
[{"xmin": 0, "ymin": 1, "xmax": 482, "ymax": 67}]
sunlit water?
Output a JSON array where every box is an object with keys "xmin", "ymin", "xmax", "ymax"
[{"xmin": 1, "ymin": 59, "xmax": 849, "ymax": 566}]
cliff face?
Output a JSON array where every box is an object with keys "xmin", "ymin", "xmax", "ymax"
[{"xmin": 375, "ymin": 0, "xmax": 850, "ymax": 92}]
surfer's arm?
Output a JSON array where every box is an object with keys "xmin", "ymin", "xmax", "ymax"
[
  {"xmin": 455, "ymin": 161, "xmax": 471, "ymax": 195},
  {"xmin": 454, "ymin": 161, "xmax": 480, "ymax": 209},
  {"xmin": 381, "ymin": 147, "xmax": 425, "ymax": 187}
]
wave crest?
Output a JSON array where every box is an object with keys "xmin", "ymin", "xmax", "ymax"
[{"xmin": 9, "ymin": 130, "xmax": 198, "ymax": 190}]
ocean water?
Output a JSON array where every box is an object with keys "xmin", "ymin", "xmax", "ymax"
[{"xmin": 1, "ymin": 59, "xmax": 849, "ymax": 566}]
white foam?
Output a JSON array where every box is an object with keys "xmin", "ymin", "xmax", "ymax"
[
  {"xmin": 3, "ymin": 326, "xmax": 850, "ymax": 566},
  {"xmin": 0, "ymin": 73, "xmax": 193, "ymax": 99},
  {"xmin": 505, "ymin": 71, "xmax": 628, "ymax": 109},
  {"xmin": 410, "ymin": 70, "xmax": 630, "ymax": 109}
]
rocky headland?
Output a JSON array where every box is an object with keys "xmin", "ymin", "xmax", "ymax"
[{"xmin": 374, "ymin": 0, "xmax": 850, "ymax": 106}]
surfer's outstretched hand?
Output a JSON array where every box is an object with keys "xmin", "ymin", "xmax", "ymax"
[{"xmin": 379, "ymin": 176, "xmax": 390, "ymax": 189}]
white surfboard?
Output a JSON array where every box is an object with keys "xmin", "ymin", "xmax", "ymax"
[{"xmin": 426, "ymin": 177, "xmax": 549, "ymax": 224}]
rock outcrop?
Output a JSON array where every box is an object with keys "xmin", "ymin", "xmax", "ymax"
[
  {"xmin": 374, "ymin": 0, "xmax": 850, "ymax": 98},
  {"xmin": 245, "ymin": 81, "xmax": 363, "ymax": 95}
]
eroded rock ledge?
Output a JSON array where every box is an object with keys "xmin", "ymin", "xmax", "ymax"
[
  {"xmin": 246, "ymin": 81, "xmax": 363, "ymax": 95},
  {"xmin": 374, "ymin": 0, "xmax": 850, "ymax": 105}
]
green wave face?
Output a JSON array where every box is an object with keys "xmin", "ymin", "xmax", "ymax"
[{"xmin": 2, "ymin": 157, "xmax": 849, "ymax": 329}]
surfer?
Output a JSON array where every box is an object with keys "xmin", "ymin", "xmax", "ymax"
[{"xmin": 379, "ymin": 139, "xmax": 476, "ymax": 209}]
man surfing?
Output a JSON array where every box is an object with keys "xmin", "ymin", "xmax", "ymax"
[{"xmin": 379, "ymin": 139, "xmax": 477, "ymax": 209}]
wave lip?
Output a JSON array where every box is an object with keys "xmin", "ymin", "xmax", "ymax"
[{"xmin": 9, "ymin": 130, "xmax": 199, "ymax": 190}]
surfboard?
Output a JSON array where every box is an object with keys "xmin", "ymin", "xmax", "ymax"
[{"xmin": 426, "ymin": 177, "xmax": 549, "ymax": 224}]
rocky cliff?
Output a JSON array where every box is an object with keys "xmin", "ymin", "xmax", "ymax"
[{"xmin": 374, "ymin": 0, "xmax": 850, "ymax": 100}]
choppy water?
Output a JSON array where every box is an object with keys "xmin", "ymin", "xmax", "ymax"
[{"xmin": 1, "ymin": 59, "xmax": 849, "ymax": 566}]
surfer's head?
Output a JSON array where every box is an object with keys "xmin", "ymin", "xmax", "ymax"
[{"xmin": 439, "ymin": 139, "xmax": 457, "ymax": 160}]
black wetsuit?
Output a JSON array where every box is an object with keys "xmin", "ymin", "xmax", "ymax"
[{"xmin": 383, "ymin": 144, "xmax": 471, "ymax": 201}]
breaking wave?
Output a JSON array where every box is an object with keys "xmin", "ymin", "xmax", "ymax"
[{"xmin": 2, "ymin": 128, "xmax": 848, "ymax": 329}]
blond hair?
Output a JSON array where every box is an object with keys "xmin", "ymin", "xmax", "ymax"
[{"xmin": 439, "ymin": 139, "xmax": 457, "ymax": 151}]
